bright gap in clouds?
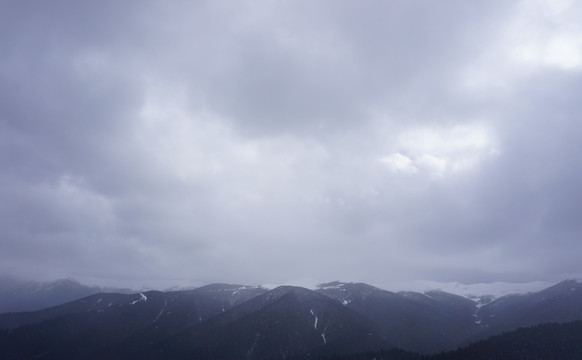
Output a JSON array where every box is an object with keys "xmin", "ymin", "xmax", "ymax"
[
  {"xmin": 460, "ymin": 0, "xmax": 582, "ymax": 92},
  {"xmin": 380, "ymin": 123, "xmax": 499, "ymax": 179},
  {"xmin": 510, "ymin": 0, "xmax": 582, "ymax": 70}
]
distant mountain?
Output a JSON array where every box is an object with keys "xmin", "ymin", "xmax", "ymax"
[
  {"xmin": 0, "ymin": 275, "xmax": 132, "ymax": 313},
  {"xmin": 317, "ymin": 282, "xmax": 480, "ymax": 353},
  {"xmin": 1, "ymin": 279, "xmax": 582, "ymax": 359},
  {"xmin": 468, "ymin": 279, "xmax": 582, "ymax": 342},
  {"xmin": 394, "ymin": 280, "xmax": 553, "ymax": 304}
]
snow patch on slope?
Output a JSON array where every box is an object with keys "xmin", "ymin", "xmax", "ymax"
[
  {"xmin": 310, "ymin": 309, "xmax": 318, "ymax": 329},
  {"xmin": 130, "ymin": 293, "xmax": 148, "ymax": 305},
  {"xmin": 318, "ymin": 283, "xmax": 346, "ymax": 290}
]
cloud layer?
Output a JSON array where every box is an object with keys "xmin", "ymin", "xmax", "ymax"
[{"xmin": 1, "ymin": 0, "xmax": 581, "ymax": 288}]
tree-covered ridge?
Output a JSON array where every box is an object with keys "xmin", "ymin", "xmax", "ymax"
[{"xmin": 319, "ymin": 321, "xmax": 582, "ymax": 360}]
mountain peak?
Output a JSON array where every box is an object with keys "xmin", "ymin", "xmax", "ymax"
[
  {"xmin": 195, "ymin": 283, "xmax": 263, "ymax": 292},
  {"xmin": 317, "ymin": 281, "xmax": 380, "ymax": 291},
  {"xmin": 535, "ymin": 279, "xmax": 582, "ymax": 297},
  {"xmin": 265, "ymin": 285, "xmax": 321, "ymax": 301}
]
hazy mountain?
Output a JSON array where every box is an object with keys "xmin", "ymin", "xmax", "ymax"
[
  {"xmin": 0, "ymin": 276, "xmax": 101, "ymax": 313},
  {"xmin": 394, "ymin": 280, "xmax": 552, "ymax": 304},
  {"xmin": 0, "ymin": 275, "xmax": 135, "ymax": 314}
]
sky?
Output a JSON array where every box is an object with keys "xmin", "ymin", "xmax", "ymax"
[{"xmin": 1, "ymin": 0, "xmax": 582, "ymax": 289}]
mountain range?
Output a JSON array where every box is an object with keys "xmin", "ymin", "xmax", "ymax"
[
  {"xmin": 0, "ymin": 275, "xmax": 133, "ymax": 313},
  {"xmin": 0, "ymin": 279, "xmax": 581, "ymax": 359}
]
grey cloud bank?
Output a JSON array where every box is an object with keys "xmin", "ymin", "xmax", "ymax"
[{"xmin": 1, "ymin": 0, "xmax": 581, "ymax": 289}]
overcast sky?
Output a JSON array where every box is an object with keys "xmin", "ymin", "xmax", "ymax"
[{"xmin": 1, "ymin": 0, "xmax": 582, "ymax": 289}]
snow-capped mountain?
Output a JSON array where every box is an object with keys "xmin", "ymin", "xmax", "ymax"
[
  {"xmin": 470, "ymin": 279, "xmax": 582, "ymax": 341},
  {"xmin": 385, "ymin": 279, "xmax": 554, "ymax": 304}
]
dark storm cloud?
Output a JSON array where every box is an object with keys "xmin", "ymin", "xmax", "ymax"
[{"xmin": 1, "ymin": 0, "xmax": 581, "ymax": 289}]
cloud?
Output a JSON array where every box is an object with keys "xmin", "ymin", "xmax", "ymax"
[
  {"xmin": 460, "ymin": 0, "xmax": 582, "ymax": 91},
  {"xmin": 1, "ymin": 0, "xmax": 581, "ymax": 288},
  {"xmin": 380, "ymin": 123, "xmax": 500, "ymax": 178},
  {"xmin": 380, "ymin": 153, "xmax": 418, "ymax": 174},
  {"xmin": 510, "ymin": 0, "xmax": 582, "ymax": 70}
]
